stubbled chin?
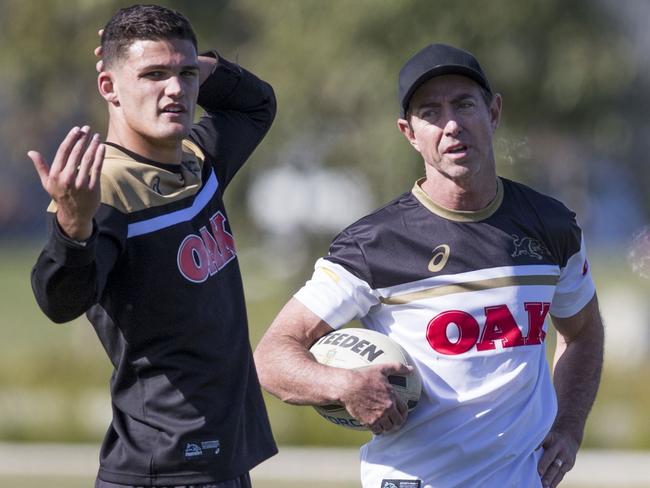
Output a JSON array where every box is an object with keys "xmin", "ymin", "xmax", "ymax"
[{"xmin": 159, "ymin": 120, "xmax": 192, "ymax": 137}]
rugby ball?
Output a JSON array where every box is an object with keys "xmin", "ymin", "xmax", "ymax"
[{"xmin": 309, "ymin": 328, "xmax": 422, "ymax": 431}]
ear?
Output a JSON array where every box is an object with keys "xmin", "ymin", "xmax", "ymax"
[
  {"xmin": 397, "ymin": 117, "xmax": 420, "ymax": 151},
  {"xmin": 98, "ymin": 71, "xmax": 119, "ymax": 105},
  {"xmin": 489, "ymin": 93, "xmax": 502, "ymax": 132}
]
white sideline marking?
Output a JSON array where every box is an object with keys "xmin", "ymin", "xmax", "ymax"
[{"xmin": 0, "ymin": 444, "xmax": 648, "ymax": 486}]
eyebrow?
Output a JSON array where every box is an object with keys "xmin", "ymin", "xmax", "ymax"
[
  {"xmin": 140, "ymin": 63, "xmax": 200, "ymax": 72},
  {"xmin": 416, "ymin": 93, "xmax": 478, "ymax": 109}
]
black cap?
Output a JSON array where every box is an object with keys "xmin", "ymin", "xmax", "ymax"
[{"xmin": 398, "ymin": 43, "xmax": 492, "ymax": 117}]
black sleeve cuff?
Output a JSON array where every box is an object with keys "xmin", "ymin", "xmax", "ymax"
[{"xmin": 48, "ymin": 217, "xmax": 98, "ymax": 267}]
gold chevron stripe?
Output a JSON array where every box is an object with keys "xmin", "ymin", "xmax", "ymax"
[{"xmin": 379, "ymin": 275, "xmax": 559, "ymax": 305}]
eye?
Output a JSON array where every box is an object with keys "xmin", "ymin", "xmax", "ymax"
[
  {"xmin": 181, "ymin": 70, "xmax": 199, "ymax": 78},
  {"xmin": 143, "ymin": 71, "xmax": 165, "ymax": 79},
  {"xmin": 458, "ymin": 100, "xmax": 476, "ymax": 110},
  {"xmin": 419, "ymin": 108, "xmax": 439, "ymax": 119}
]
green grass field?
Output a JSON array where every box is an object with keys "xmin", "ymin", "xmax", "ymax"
[{"xmin": 1, "ymin": 243, "xmax": 650, "ymax": 451}]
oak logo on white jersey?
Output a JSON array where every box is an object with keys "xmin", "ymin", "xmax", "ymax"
[
  {"xmin": 428, "ymin": 244, "xmax": 451, "ymax": 273},
  {"xmin": 426, "ymin": 302, "xmax": 550, "ymax": 355}
]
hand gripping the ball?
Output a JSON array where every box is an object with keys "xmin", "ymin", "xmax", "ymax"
[{"xmin": 339, "ymin": 362, "xmax": 413, "ymax": 435}]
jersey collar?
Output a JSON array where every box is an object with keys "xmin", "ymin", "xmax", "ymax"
[{"xmin": 411, "ymin": 177, "xmax": 503, "ymax": 222}]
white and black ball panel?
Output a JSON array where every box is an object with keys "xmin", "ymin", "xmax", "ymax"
[{"xmin": 309, "ymin": 328, "xmax": 422, "ymax": 430}]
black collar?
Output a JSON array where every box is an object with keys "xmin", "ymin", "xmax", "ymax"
[{"xmin": 104, "ymin": 141, "xmax": 184, "ymax": 174}]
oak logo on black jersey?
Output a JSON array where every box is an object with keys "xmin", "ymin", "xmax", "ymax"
[
  {"xmin": 177, "ymin": 211, "xmax": 236, "ymax": 283},
  {"xmin": 511, "ymin": 234, "xmax": 548, "ymax": 260},
  {"xmin": 428, "ymin": 244, "xmax": 451, "ymax": 273}
]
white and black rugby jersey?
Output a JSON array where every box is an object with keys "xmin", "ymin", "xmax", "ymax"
[
  {"xmin": 32, "ymin": 56, "xmax": 277, "ymax": 486},
  {"xmin": 295, "ymin": 177, "xmax": 595, "ymax": 488}
]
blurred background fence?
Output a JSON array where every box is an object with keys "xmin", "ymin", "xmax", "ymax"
[{"xmin": 1, "ymin": 0, "xmax": 649, "ymax": 485}]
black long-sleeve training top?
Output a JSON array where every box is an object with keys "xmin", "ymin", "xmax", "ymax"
[{"xmin": 31, "ymin": 54, "xmax": 278, "ymax": 486}]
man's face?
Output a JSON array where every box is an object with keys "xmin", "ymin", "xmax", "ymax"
[
  {"xmin": 108, "ymin": 38, "xmax": 199, "ymax": 149},
  {"xmin": 400, "ymin": 74, "xmax": 501, "ymax": 182}
]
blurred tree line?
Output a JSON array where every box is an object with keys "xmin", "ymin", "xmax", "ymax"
[{"xmin": 0, "ymin": 0, "xmax": 647, "ymax": 248}]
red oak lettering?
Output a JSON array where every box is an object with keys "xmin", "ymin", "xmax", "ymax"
[
  {"xmin": 524, "ymin": 302, "xmax": 550, "ymax": 345},
  {"xmin": 177, "ymin": 211, "xmax": 236, "ymax": 283},
  {"xmin": 427, "ymin": 302, "xmax": 551, "ymax": 355},
  {"xmin": 209, "ymin": 212, "xmax": 236, "ymax": 263},
  {"xmin": 177, "ymin": 235, "xmax": 211, "ymax": 283},
  {"xmin": 426, "ymin": 310, "xmax": 480, "ymax": 355},
  {"xmin": 477, "ymin": 305, "xmax": 525, "ymax": 351},
  {"xmin": 199, "ymin": 226, "xmax": 221, "ymax": 274}
]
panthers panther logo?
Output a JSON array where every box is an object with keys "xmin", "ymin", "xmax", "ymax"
[{"xmin": 511, "ymin": 234, "xmax": 549, "ymax": 260}]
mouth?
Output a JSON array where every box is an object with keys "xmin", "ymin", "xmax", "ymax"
[
  {"xmin": 445, "ymin": 143, "xmax": 468, "ymax": 155},
  {"xmin": 160, "ymin": 104, "xmax": 187, "ymax": 115}
]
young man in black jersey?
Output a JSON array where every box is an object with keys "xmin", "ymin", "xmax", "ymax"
[
  {"xmin": 255, "ymin": 44, "xmax": 604, "ymax": 488},
  {"xmin": 29, "ymin": 4, "xmax": 277, "ymax": 487}
]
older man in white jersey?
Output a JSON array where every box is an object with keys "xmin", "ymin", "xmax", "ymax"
[{"xmin": 255, "ymin": 43, "xmax": 604, "ymax": 488}]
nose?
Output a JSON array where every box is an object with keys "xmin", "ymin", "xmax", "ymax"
[
  {"xmin": 444, "ymin": 117, "xmax": 461, "ymax": 137},
  {"xmin": 165, "ymin": 76, "xmax": 184, "ymax": 98}
]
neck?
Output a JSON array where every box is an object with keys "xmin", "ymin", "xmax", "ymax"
[
  {"xmin": 106, "ymin": 124, "xmax": 183, "ymax": 165},
  {"xmin": 421, "ymin": 168, "xmax": 498, "ymax": 212}
]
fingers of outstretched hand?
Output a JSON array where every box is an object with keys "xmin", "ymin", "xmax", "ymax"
[
  {"xmin": 27, "ymin": 150, "xmax": 49, "ymax": 188},
  {"xmin": 63, "ymin": 127, "xmax": 92, "ymax": 183},
  {"xmin": 75, "ymin": 133, "xmax": 102, "ymax": 189},
  {"xmin": 29, "ymin": 125, "xmax": 87, "ymax": 190},
  {"xmin": 32, "ymin": 126, "xmax": 103, "ymax": 198},
  {"xmin": 50, "ymin": 126, "xmax": 85, "ymax": 178},
  {"xmin": 88, "ymin": 141, "xmax": 105, "ymax": 190}
]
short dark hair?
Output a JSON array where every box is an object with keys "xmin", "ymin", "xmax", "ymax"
[{"xmin": 101, "ymin": 4, "xmax": 197, "ymax": 68}]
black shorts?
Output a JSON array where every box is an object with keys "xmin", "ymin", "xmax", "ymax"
[{"xmin": 95, "ymin": 472, "xmax": 252, "ymax": 488}]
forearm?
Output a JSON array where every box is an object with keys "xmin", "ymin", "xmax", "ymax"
[
  {"xmin": 256, "ymin": 298, "xmax": 411, "ymax": 433},
  {"xmin": 255, "ymin": 298, "xmax": 349, "ymax": 405},
  {"xmin": 191, "ymin": 53, "xmax": 276, "ymax": 187},
  {"xmin": 198, "ymin": 53, "xmax": 218, "ymax": 85},
  {"xmin": 196, "ymin": 53, "xmax": 276, "ymax": 120},
  {"xmin": 552, "ymin": 300, "xmax": 604, "ymax": 445},
  {"xmin": 255, "ymin": 330, "xmax": 351, "ymax": 406}
]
